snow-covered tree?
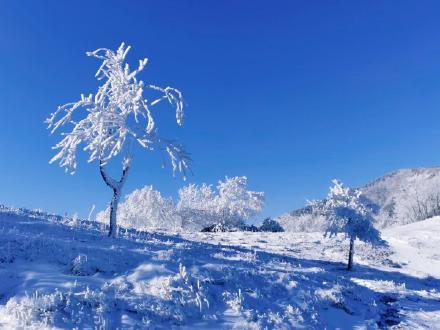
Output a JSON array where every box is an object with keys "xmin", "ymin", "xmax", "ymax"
[
  {"xmin": 215, "ymin": 176, "xmax": 265, "ymax": 228},
  {"xmin": 177, "ymin": 183, "xmax": 218, "ymax": 230},
  {"xmin": 46, "ymin": 43, "xmax": 189, "ymax": 237},
  {"xmin": 96, "ymin": 186, "xmax": 181, "ymax": 231},
  {"xmin": 315, "ymin": 179, "xmax": 383, "ymax": 270},
  {"xmin": 177, "ymin": 176, "xmax": 265, "ymax": 231}
]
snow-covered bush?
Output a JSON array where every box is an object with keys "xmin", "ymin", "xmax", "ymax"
[
  {"xmin": 0, "ymin": 287, "xmax": 109, "ymax": 329},
  {"xmin": 216, "ymin": 176, "xmax": 265, "ymax": 227},
  {"xmin": 70, "ymin": 254, "xmax": 99, "ymax": 276},
  {"xmin": 177, "ymin": 176, "xmax": 265, "ymax": 231},
  {"xmin": 276, "ymin": 208, "xmax": 327, "ymax": 233},
  {"xmin": 46, "ymin": 43, "xmax": 189, "ymax": 237},
  {"xmin": 312, "ymin": 179, "xmax": 384, "ymax": 270},
  {"xmin": 259, "ymin": 218, "xmax": 284, "ymax": 232},
  {"xmin": 93, "ymin": 176, "xmax": 263, "ymax": 232},
  {"xmin": 171, "ymin": 263, "xmax": 209, "ymax": 315},
  {"xmin": 177, "ymin": 183, "xmax": 218, "ymax": 230},
  {"xmin": 96, "ymin": 186, "xmax": 181, "ymax": 231}
]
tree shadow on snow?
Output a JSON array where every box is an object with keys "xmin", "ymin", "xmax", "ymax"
[{"xmin": 1, "ymin": 214, "xmax": 440, "ymax": 328}]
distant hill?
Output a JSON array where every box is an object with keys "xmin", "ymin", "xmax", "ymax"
[
  {"xmin": 277, "ymin": 167, "xmax": 440, "ymax": 232},
  {"xmin": 0, "ymin": 204, "xmax": 65, "ymax": 222}
]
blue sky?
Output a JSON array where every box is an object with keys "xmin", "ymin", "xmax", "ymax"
[{"xmin": 1, "ymin": 1, "xmax": 440, "ymax": 220}]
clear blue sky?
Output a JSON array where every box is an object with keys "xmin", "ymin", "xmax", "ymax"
[{"xmin": 1, "ymin": 1, "xmax": 440, "ymax": 220}]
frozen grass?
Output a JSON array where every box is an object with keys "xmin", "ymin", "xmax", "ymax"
[{"xmin": 0, "ymin": 208, "xmax": 439, "ymax": 328}]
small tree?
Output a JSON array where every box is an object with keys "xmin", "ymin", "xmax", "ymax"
[
  {"xmin": 46, "ymin": 43, "xmax": 189, "ymax": 237},
  {"xmin": 317, "ymin": 180, "xmax": 383, "ymax": 270}
]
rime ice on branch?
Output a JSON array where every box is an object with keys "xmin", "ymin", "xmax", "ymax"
[{"xmin": 46, "ymin": 43, "xmax": 189, "ymax": 237}]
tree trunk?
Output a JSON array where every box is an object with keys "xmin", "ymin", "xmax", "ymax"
[
  {"xmin": 108, "ymin": 188, "xmax": 120, "ymax": 238},
  {"xmin": 347, "ymin": 237, "xmax": 355, "ymax": 271},
  {"xmin": 99, "ymin": 160, "xmax": 130, "ymax": 238}
]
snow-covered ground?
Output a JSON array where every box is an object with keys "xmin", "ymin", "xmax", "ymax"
[{"xmin": 0, "ymin": 207, "xmax": 439, "ymax": 329}]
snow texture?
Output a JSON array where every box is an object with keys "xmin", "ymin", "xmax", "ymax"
[{"xmin": 0, "ymin": 204, "xmax": 439, "ymax": 328}]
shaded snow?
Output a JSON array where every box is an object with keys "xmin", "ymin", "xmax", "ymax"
[{"xmin": 0, "ymin": 207, "xmax": 439, "ymax": 328}]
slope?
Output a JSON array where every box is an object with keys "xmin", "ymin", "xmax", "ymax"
[{"xmin": 0, "ymin": 206, "xmax": 439, "ymax": 328}]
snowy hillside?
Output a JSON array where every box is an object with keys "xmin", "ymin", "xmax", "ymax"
[
  {"xmin": 1, "ymin": 206, "xmax": 440, "ymax": 328},
  {"xmin": 278, "ymin": 167, "xmax": 440, "ymax": 231}
]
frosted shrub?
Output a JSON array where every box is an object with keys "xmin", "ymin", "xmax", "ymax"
[
  {"xmin": 1, "ymin": 288, "xmax": 108, "ymax": 329},
  {"xmin": 96, "ymin": 185, "xmax": 181, "ymax": 231},
  {"xmin": 70, "ymin": 254, "xmax": 98, "ymax": 276},
  {"xmin": 222, "ymin": 289, "xmax": 243, "ymax": 313},
  {"xmin": 178, "ymin": 176, "xmax": 265, "ymax": 231},
  {"xmin": 259, "ymin": 218, "xmax": 284, "ymax": 232},
  {"xmin": 171, "ymin": 264, "xmax": 209, "ymax": 315},
  {"xmin": 177, "ymin": 183, "xmax": 217, "ymax": 230}
]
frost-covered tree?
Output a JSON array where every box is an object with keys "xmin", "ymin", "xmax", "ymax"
[
  {"xmin": 96, "ymin": 186, "xmax": 181, "ymax": 231},
  {"xmin": 46, "ymin": 43, "xmax": 189, "ymax": 237},
  {"xmin": 177, "ymin": 176, "xmax": 265, "ymax": 231},
  {"xmin": 215, "ymin": 176, "xmax": 265, "ymax": 228},
  {"xmin": 315, "ymin": 180, "xmax": 383, "ymax": 270},
  {"xmin": 177, "ymin": 183, "xmax": 218, "ymax": 230}
]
